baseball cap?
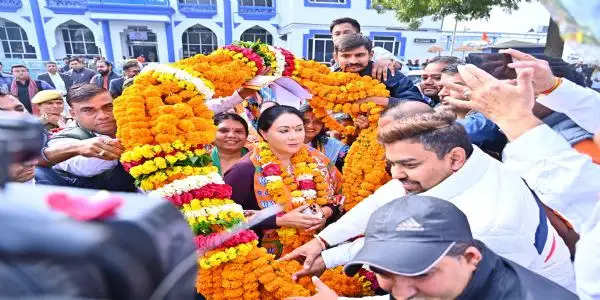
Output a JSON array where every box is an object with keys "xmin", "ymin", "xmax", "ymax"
[{"xmin": 344, "ymin": 195, "xmax": 473, "ymax": 277}]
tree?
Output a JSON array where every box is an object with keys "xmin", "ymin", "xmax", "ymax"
[{"xmin": 372, "ymin": 0, "xmax": 564, "ymax": 58}]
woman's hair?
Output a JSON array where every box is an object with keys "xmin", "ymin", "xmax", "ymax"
[
  {"xmin": 299, "ymin": 104, "xmax": 327, "ymax": 146},
  {"xmin": 213, "ymin": 112, "xmax": 249, "ymax": 136},
  {"xmin": 257, "ymin": 105, "xmax": 304, "ymax": 135}
]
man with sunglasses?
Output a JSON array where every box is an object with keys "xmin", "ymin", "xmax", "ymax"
[{"xmin": 289, "ymin": 195, "xmax": 578, "ymax": 300}]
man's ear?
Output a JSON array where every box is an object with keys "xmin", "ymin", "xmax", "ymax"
[
  {"xmin": 462, "ymin": 246, "xmax": 482, "ymax": 270},
  {"xmin": 369, "ymin": 50, "xmax": 374, "ymax": 60},
  {"xmin": 447, "ymin": 147, "xmax": 467, "ymax": 172}
]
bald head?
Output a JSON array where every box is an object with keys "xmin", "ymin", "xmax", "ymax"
[{"xmin": 378, "ymin": 101, "xmax": 433, "ymax": 128}]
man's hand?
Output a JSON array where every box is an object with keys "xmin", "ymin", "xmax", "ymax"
[
  {"xmin": 357, "ymin": 96, "xmax": 389, "ymax": 107},
  {"xmin": 77, "ymin": 137, "xmax": 124, "ymax": 161},
  {"xmin": 443, "ymin": 64, "xmax": 542, "ymax": 141},
  {"xmin": 286, "ymin": 276, "xmax": 338, "ymax": 300},
  {"xmin": 8, "ymin": 163, "xmax": 35, "ymax": 182},
  {"xmin": 280, "ymin": 238, "xmax": 325, "ymax": 279},
  {"xmin": 500, "ymin": 48, "xmax": 557, "ymax": 94},
  {"xmin": 372, "ymin": 59, "xmax": 398, "ymax": 82},
  {"xmin": 237, "ymin": 87, "xmax": 257, "ymax": 99},
  {"xmin": 353, "ymin": 114, "xmax": 369, "ymax": 130},
  {"xmin": 290, "ymin": 255, "xmax": 326, "ymax": 281}
]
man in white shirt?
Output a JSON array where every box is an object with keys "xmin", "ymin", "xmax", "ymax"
[
  {"xmin": 283, "ymin": 109, "xmax": 575, "ymax": 290},
  {"xmin": 35, "ymin": 83, "xmax": 136, "ymax": 191},
  {"xmin": 37, "ymin": 61, "xmax": 73, "ymax": 95},
  {"xmin": 437, "ymin": 57, "xmax": 600, "ymax": 300}
]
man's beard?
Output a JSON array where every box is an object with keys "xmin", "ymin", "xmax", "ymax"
[{"xmin": 99, "ymin": 70, "xmax": 109, "ymax": 76}]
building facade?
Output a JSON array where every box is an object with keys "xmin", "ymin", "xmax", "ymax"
[{"xmin": 0, "ymin": 0, "xmax": 546, "ymax": 73}]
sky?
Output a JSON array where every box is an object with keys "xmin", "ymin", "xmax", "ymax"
[{"xmin": 441, "ymin": 1, "xmax": 551, "ymax": 33}]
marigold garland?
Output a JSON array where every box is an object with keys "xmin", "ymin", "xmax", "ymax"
[
  {"xmin": 256, "ymin": 141, "xmax": 329, "ymax": 254},
  {"xmin": 114, "ymin": 41, "xmax": 389, "ymax": 299}
]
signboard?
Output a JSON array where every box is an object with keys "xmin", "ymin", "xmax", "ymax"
[
  {"xmin": 414, "ymin": 38, "xmax": 437, "ymax": 44},
  {"xmin": 128, "ymin": 31, "xmax": 148, "ymax": 41}
]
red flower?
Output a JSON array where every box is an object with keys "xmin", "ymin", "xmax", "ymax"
[
  {"xmin": 297, "ymin": 180, "xmax": 316, "ymax": 190},
  {"xmin": 262, "ymin": 163, "xmax": 281, "ymax": 176}
]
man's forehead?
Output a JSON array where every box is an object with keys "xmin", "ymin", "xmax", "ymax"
[
  {"xmin": 0, "ymin": 95, "xmax": 23, "ymax": 109},
  {"xmin": 339, "ymin": 46, "xmax": 369, "ymax": 54},
  {"xmin": 441, "ymin": 72, "xmax": 464, "ymax": 83},
  {"xmin": 333, "ymin": 23, "xmax": 358, "ymax": 33}
]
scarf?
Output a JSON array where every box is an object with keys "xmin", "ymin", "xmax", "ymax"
[{"xmin": 10, "ymin": 79, "xmax": 39, "ymax": 115}]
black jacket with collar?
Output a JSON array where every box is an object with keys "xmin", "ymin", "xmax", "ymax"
[
  {"xmin": 456, "ymin": 241, "xmax": 577, "ymax": 300},
  {"xmin": 90, "ymin": 71, "xmax": 120, "ymax": 89},
  {"xmin": 37, "ymin": 72, "xmax": 73, "ymax": 91}
]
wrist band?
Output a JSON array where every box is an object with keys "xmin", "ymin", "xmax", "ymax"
[{"xmin": 541, "ymin": 77, "xmax": 562, "ymax": 95}]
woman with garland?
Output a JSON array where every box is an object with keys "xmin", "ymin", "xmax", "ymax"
[
  {"xmin": 300, "ymin": 105, "xmax": 349, "ymax": 171},
  {"xmin": 224, "ymin": 105, "xmax": 342, "ymax": 258},
  {"xmin": 211, "ymin": 112, "xmax": 250, "ymax": 175}
]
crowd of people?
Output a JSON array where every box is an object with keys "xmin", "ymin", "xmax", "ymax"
[{"xmin": 1, "ymin": 15, "xmax": 599, "ymax": 300}]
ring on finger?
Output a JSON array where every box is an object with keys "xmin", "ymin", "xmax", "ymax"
[{"xmin": 463, "ymin": 88, "xmax": 472, "ymax": 100}]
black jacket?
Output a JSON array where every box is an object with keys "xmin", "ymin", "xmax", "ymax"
[
  {"xmin": 457, "ymin": 242, "xmax": 577, "ymax": 300},
  {"xmin": 109, "ymin": 76, "xmax": 126, "ymax": 98},
  {"xmin": 90, "ymin": 71, "xmax": 120, "ymax": 89},
  {"xmin": 336, "ymin": 62, "xmax": 425, "ymax": 106},
  {"xmin": 37, "ymin": 72, "xmax": 73, "ymax": 91}
]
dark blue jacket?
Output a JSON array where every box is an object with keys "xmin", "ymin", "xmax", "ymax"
[
  {"xmin": 458, "ymin": 111, "xmax": 507, "ymax": 159},
  {"xmin": 456, "ymin": 241, "xmax": 577, "ymax": 300},
  {"xmin": 338, "ymin": 62, "xmax": 425, "ymax": 106}
]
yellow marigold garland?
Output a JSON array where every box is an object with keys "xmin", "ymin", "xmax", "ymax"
[{"xmin": 115, "ymin": 42, "xmax": 391, "ymax": 299}]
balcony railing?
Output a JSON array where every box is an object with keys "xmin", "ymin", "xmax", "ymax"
[
  {"xmin": 178, "ymin": 1, "xmax": 217, "ymax": 18},
  {"xmin": 0, "ymin": 0, "xmax": 23, "ymax": 12}
]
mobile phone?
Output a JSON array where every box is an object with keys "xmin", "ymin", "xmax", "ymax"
[{"xmin": 466, "ymin": 53, "xmax": 517, "ymax": 80}]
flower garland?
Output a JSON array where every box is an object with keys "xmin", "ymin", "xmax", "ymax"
[
  {"xmin": 115, "ymin": 41, "xmax": 388, "ymax": 299},
  {"xmin": 341, "ymin": 127, "xmax": 390, "ymax": 210},
  {"xmin": 256, "ymin": 141, "xmax": 328, "ymax": 254}
]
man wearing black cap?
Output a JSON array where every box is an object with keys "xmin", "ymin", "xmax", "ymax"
[{"xmin": 289, "ymin": 195, "xmax": 578, "ymax": 300}]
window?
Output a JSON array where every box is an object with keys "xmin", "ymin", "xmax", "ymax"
[
  {"xmin": 182, "ymin": 25, "xmax": 218, "ymax": 57},
  {"xmin": 0, "ymin": 19, "xmax": 36, "ymax": 59},
  {"xmin": 178, "ymin": 0, "xmax": 216, "ymax": 4},
  {"xmin": 59, "ymin": 22, "xmax": 99, "ymax": 56},
  {"xmin": 240, "ymin": 26, "xmax": 272, "ymax": 45},
  {"xmin": 307, "ymin": 34, "xmax": 334, "ymax": 65},
  {"xmin": 308, "ymin": 0, "xmax": 346, "ymax": 4},
  {"xmin": 373, "ymin": 35, "xmax": 400, "ymax": 56},
  {"xmin": 240, "ymin": 0, "xmax": 273, "ymax": 6}
]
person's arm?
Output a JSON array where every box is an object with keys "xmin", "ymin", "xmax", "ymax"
[
  {"xmin": 457, "ymin": 112, "xmax": 507, "ymax": 149},
  {"xmin": 318, "ymin": 179, "xmax": 405, "ymax": 245},
  {"xmin": 205, "ymin": 88, "xmax": 255, "ymax": 114},
  {"xmin": 384, "ymin": 70, "xmax": 424, "ymax": 106},
  {"xmin": 45, "ymin": 137, "xmax": 123, "ymax": 177},
  {"xmin": 224, "ymin": 158, "xmax": 277, "ymax": 230},
  {"xmin": 502, "ymin": 124, "xmax": 600, "ymax": 232},
  {"xmin": 321, "ymin": 238, "xmax": 364, "ymax": 269},
  {"xmin": 537, "ymin": 78, "xmax": 600, "ymax": 133}
]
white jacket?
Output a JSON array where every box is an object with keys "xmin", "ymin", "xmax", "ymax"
[
  {"xmin": 320, "ymin": 146, "xmax": 575, "ymax": 291},
  {"xmin": 537, "ymin": 78, "xmax": 600, "ymax": 134}
]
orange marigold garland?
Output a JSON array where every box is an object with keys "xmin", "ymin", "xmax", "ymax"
[
  {"xmin": 114, "ymin": 42, "xmax": 386, "ymax": 299},
  {"xmin": 291, "ymin": 59, "xmax": 390, "ymax": 210}
]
